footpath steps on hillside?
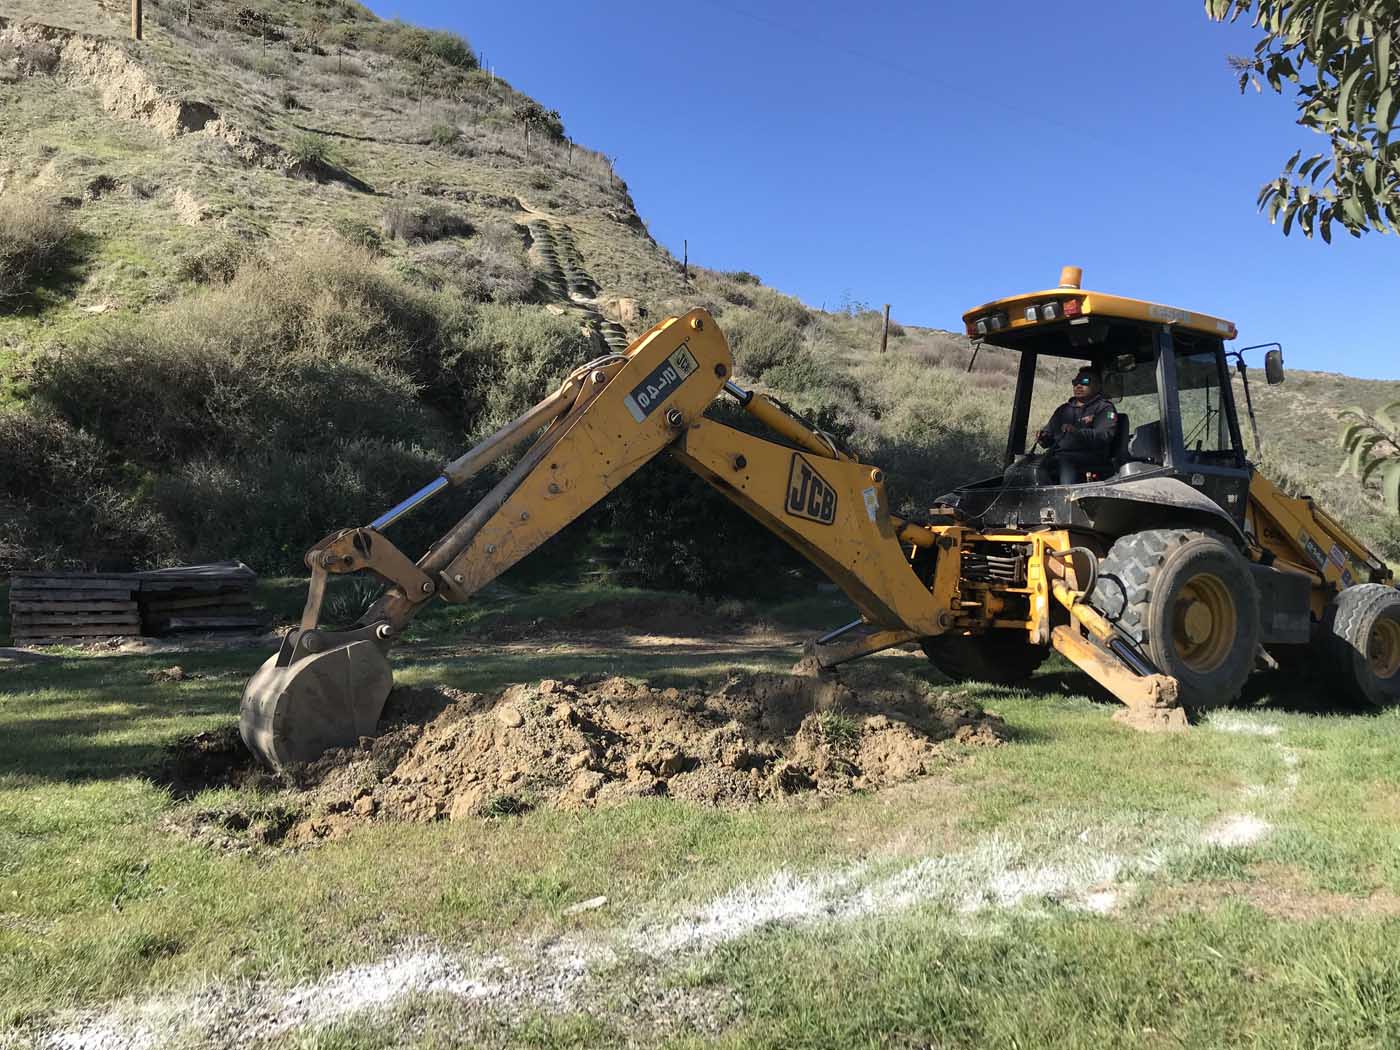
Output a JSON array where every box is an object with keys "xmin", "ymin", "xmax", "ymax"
[
  {"xmin": 524, "ymin": 218, "xmax": 630, "ymax": 354},
  {"xmin": 8, "ymin": 562, "xmax": 259, "ymax": 645}
]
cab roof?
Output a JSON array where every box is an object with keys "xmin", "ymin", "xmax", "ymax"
[{"xmin": 962, "ymin": 266, "xmax": 1238, "ymax": 345}]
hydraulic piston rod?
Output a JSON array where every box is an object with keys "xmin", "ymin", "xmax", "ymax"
[{"xmin": 364, "ymin": 374, "xmax": 588, "ymax": 533}]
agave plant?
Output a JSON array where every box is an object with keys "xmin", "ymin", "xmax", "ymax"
[{"xmin": 1338, "ymin": 402, "xmax": 1400, "ymax": 514}]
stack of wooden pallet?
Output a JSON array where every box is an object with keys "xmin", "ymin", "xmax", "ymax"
[
  {"xmin": 8, "ymin": 574, "xmax": 141, "ymax": 645},
  {"xmin": 135, "ymin": 563, "xmax": 259, "ymax": 635},
  {"xmin": 7, "ymin": 562, "xmax": 259, "ymax": 645}
]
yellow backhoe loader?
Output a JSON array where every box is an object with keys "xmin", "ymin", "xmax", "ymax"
[{"xmin": 241, "ymin": 268, "xmax": 1400, "ymax": 769}]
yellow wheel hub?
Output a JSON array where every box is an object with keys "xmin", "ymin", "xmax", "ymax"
[
  {"xmin": 1171, "ymin": 572, "xmax": 1237, "ymax": 674},
  {"xmin": 1369, "ymin": 617, "xmax": 1400, "ymax": 679}
]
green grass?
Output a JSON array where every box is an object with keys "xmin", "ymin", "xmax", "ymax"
[{"xmin": 3, "ymin": 598, "xmax": 1400, "ymax": 1044}]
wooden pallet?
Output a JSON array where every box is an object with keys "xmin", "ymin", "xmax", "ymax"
[{"xmin": 8, "ymin": 562, "xmax": 258, "ymax": 643}]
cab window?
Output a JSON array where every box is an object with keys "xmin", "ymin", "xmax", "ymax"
[{"xmin": 1176, "ymin": 349, "xmax": 1235, "ymax": 458}]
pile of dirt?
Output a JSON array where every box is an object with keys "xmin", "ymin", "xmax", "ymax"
[{"xmin": 280, "ymin": 668, "xmax": 1006, "ymax": 843}]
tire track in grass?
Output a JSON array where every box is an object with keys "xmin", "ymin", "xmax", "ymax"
[{"xmin": 37, "ymin": 714, "xmax": 1300, "ymax": 1049}]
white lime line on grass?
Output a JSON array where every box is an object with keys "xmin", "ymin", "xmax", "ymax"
[
  {"xmin": 34, "ymin": 811, "xmax": 1208, "ymax": 1049},
  {"xmin": 1201, "ymin": 709, "xmax": 1304, "ymax": 849}
]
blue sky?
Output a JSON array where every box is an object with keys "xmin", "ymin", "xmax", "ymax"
[{"xmin": 368, "ymin": 1, "xmax": 1400, "ymax": 380}]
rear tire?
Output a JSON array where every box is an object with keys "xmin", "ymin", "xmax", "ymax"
[
  {"xmin": 1322, "ymin": 584, "xmax": 1400, "ymax": 707},
  {"xmin": 1091, "ymin": 528, "xmax": 1260, "ymax": 709},
  {"xmin": 921, "ymin": 632, "xmax": 1047, "ymax": 685}
]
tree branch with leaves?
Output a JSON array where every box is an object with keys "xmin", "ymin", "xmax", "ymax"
[
  {"xmin": 1339, "ymin": 401, "xmax": 1400, "ymax": 512},
  {"xmin": 1208, "ymin": 0, "xmax": 1400, "ymax": 239}
]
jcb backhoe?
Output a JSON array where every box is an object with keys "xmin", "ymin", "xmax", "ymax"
[{"xmin": 241, "ymin": 268, "xmax": 1400, "ymax": 769}]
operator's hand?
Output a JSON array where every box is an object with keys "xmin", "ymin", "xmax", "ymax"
[{"xmin": 1060, "ymin": 423, "xmax": 1076, "ymax": 434}]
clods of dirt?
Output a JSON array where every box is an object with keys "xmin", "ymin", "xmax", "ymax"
[
  {"xmin": 285, "ymin": 669, "xmax": 1005, "ymax": 843},
  {"xmin": 146, "ymin": 665, "xmax": 202, "ymax": 682},
  {"xmin": 158, "ymin": 669, "xmax": 1007, "ymax": 850}
]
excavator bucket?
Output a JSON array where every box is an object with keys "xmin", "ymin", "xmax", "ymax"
[{"xmin": 239, "ymin": 632, "xmax": 393, "ymax": 770}]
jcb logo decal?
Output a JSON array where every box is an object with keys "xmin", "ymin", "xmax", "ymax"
[{"xmin": 786, "ymin": 454, "xmax": 837, "ymax": 525}]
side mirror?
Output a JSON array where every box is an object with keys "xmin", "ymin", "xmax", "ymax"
[{"xmin": 1264, "ymin": 348, "xmax": 1285, "ymax": 385}]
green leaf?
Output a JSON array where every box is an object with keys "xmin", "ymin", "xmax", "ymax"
[
  {"xmin": 1383, "ymin": 461, "xmax": 1400, "ymax": 515},
  {"xmin": 1284, "ymin": 148, "xmax": 1302, "ymax": 173},
  {"xmin": 1375, "ymin": 400, "xmax": 1400, "ymax": 433},
  {"xmin": 1361, "ymin": 452, "xmax": 1396, "ymax": 484},
  {"xmin": 1343, "ymin": 193, "xmax": 1368, "ymax": 225},
  {"xmin": 1340, "ymin": 419, "xmax": 1369, "ymax": 451},
  {"xmin": 1379, "ymin": 88, "xmax": 1395, "ymax": 135},
  {"xmin": 1338, "ymin": 66, "xmax": 1365, "ymax": 131}
]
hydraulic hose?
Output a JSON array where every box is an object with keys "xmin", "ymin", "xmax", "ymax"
[{"xmin": 1046, "ymin": 546, "xmax": 1099, "ymax": 600}]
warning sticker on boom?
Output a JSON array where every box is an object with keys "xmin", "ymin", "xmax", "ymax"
[
  {"xmin": 623, "ymin": 344, "xmax": 699, "ymax": 422},
  {"xmin": 1299, "ymin": 530, "xmax": 1328, "ymax": 570}
]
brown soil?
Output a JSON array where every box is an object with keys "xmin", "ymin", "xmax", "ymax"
[{"xmin": 160, "ymin": 668, "xmax": 1007, "ymax": 849}]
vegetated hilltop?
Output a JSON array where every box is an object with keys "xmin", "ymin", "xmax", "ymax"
[{"xmin": 0, "ymin": 0, "xmax": 1395, "ymax": 591}]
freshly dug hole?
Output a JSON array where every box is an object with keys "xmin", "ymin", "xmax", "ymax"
[{"xmin": 285, "ymin": 668, "xmax": 1007, "ymax": 843}]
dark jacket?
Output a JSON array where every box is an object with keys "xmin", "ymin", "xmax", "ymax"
[{"xmin": 1043, "ymin": 393, "xmax": 1118, "ymax": 456}]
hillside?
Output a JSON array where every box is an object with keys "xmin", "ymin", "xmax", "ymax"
[{"xmin": 1, "ymin": 0, "xmax": 1397, "ymax": 584}]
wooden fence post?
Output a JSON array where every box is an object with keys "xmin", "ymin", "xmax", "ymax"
[
  {"xmin": 880, "ymin": 304, "xmax": 891, "ymax": 353},
  {"xmin": 683, "ymin": 239, "xmax": 688, "ymax": 281},
  {"xmin": 131, "ymin": 0, "xmax": 143, "ymax": 39}
]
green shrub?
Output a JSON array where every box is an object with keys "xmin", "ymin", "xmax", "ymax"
[
  {"xmin": 430, "ymin": 123, "xmax": 461, "ymax": 148},
  {"xmin": 0, "ymin": 195, "xmax": 76, "ymax": 305},
  {"xmin": 288, "ymin": 133, "xmax": 336, "ymax": 170},
  {"xmin": 0, "ymin": 407, "xmax": 167, "ymax": 571},
  {"xmin": 410, "ymin": 224, "xmax": 533, "ymax": 304},
  {"xmin": 175, "ymin": 237, "xmax": 258, "ymax": 285},
  {"xmin": 381, "ymin": 202, "xmax": 473, "ymax": 243},
  {"xmin": 331, "ymin": 218, "xmax": 383, "ymax": 254},
  {"xmin": 11, "ymin": 244, "xmax": 601, "ymax": 572},
  {"xmin": 438, "ymin": 303, "xmax": 592, "ymax": 434},
  {"xmin": 725, "ymin": 308, "xmax": 806, "ymax": 380}
]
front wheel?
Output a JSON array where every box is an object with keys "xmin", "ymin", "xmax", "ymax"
[
  {"xmin": 1091, "ymin": 529, "xmax": 1260, "ymax": 709},
  {"xmin": 1322, "ymin": 584, "xmax": 1400, "ymax": 707}
]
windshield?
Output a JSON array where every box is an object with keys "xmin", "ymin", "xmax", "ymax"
[{"xmin": 1177, "ymin": 349, "xmax": 1234, "ymax": 457}]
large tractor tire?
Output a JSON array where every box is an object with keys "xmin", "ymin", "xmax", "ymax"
[
  {"xmin": 1091, "ymin": 529, "xmax": 1260, "ymax": 709},
  {"xmin": 1321, "ymin": 584, "xmax": 1400, "ymax": 707},
  {"xmin": 921, "ymin": 632, "xmax": 1048, "ymax": 685}
]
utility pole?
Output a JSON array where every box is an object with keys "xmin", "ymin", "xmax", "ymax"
[
  {"xmin": 683, "ymin": 239, "xmax": 688, "ymax": 282},
  {"xmin": 131, "ymin": 0, "xmax": 143, "ymax": 40},
  {"xmin": 880, "ymin": 304, "xmax": 891, "ymax": 354}
]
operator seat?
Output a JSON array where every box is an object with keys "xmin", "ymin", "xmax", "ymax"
[{"xmin": 1115, "ymin": 420, "xmax": 1164, "ymax": 477}]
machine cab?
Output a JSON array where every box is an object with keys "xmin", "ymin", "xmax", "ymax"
[{"xmin": 940, "ymin": 267, "xmax": 1252, "ymax": 530}]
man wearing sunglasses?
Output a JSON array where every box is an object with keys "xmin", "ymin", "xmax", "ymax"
[{"xmin": 1036, "ymin": 369, "xmax": 1118, "ymax": 485}]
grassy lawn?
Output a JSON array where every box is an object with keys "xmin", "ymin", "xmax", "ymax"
[{"xmin": 2, "ymin": 583, "xmax": 1399, "ymax": 1047}]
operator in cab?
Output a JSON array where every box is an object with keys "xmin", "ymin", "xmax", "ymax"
[{"xmin": 1037, "ymin": 368, "xmax": 1118, "ymax": 484}]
